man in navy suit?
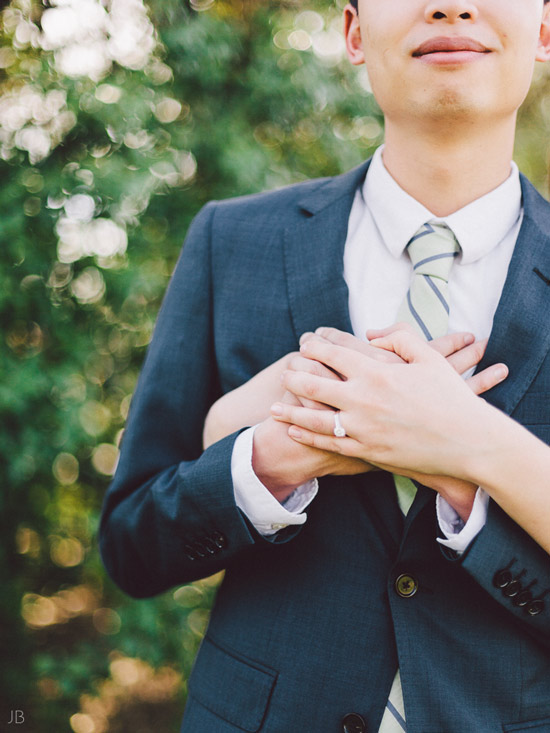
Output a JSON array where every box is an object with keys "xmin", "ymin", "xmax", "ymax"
[{"xmin": 100, "ymin": 1, "xmax": 550, "ymax": 730}]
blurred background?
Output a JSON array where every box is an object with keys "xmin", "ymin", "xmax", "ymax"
[{"xmin": 1, "ymin": 1, "xmax": 549, "ymax": 731}]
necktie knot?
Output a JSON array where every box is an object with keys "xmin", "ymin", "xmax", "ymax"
[
  {"xmin": 406, "ymin": 221, "xmax": 460, "ymax": 282},
  {"xmin": 396, "ymin": 220, "xmax": 461, "ymax": 343}
]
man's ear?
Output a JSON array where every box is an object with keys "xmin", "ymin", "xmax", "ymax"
[
  {"xmin": 536, "ymin": 3, "xmax": 550, "ymax": 62},
  {"xmin": 344, "ymin": 3, "xmax": 365, "ymax": 66}
]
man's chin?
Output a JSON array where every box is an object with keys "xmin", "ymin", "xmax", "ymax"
[
  {"xmin": 409, "ymin": 92, "xmax": 483, "ymax": 125},
  {"xmin": 376, "ymin": 84, "xmax": 489, "ymax": 129}
]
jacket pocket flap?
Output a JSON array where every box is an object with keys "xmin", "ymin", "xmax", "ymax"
[
  {"xmin": 188, "ymin": 637, "xmax": 277, "ymax": 732},
  {"xmin": 504, "ymin": 716, "xmax": 550, "ymax": 731}
]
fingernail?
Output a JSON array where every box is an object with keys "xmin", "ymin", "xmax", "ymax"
[
  {"xmin": 315, "ymin": 327, "xmax": 325, "ymax": 335},
  {"xmin": 496, "ymin": 366, "xmax": 508, "ymax": 380},
  {"xmin": 271, "ymin": 403, "xmax": 283, "ymax": 416},
  {"xmin": 464, "ymin": 333, "xmax": 475, "ymax": 344},
  {"xmin": 288, "ymin": 426, "xmax": 302, "ymax": 439},
  {"xmin": 299, "ymin": 332, "xmax": 313, "ymax": 344},
  {"xmin": 300, "ymin": 342, "xmax": 309, "ymax": 353}
]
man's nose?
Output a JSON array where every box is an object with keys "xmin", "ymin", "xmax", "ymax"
[{"xmin": 424, "ymin": 0, "xmax": 479, "ymax": 23}]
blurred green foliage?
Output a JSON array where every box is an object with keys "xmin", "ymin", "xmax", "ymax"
[{"xmin": 1, "ymin": 0, "xmax": 549, "ymax": 731}]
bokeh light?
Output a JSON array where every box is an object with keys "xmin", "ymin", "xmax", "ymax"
[
  {"xmin": 52, "ymin": 452, "xmax": 80, "ymax": 485},
  {"xmin": 91, "ymin": 443, "xmax": 119, "ymax": 476},
  {"xmin": 50, "ymin": 536, "xmax": 85, "ymax": 567}
]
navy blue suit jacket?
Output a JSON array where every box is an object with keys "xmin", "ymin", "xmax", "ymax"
[{"xmin": 99, "ymin": 160, "xmax": 550, "ymax": 732}]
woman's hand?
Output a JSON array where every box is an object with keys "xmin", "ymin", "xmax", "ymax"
[
  {"xmin": 272, "ymin": 329, "xmax": 509, "ymax": 517},
  {"xmin": 202, "ymin": 353, "xmax": 298, "ymax": 449},
  {"xmin": 302, "ymin": 324, "xmax": 499, "ymax": 395},
  {"xmin": 203, "ymin": 324, "xmax": 502, "ymax": 449}
]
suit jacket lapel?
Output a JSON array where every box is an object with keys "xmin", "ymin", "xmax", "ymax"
[
  {"xmin": 404, "ymin": 176, "xmax": 550, "ymax": 525},
  {"xmin": 285, "ymin": 164, "xmax": 550, "ymax": 536},
  {"xmin": 405, "ymin": 176, "xmax": 550, "ymax": 524},
  {"xmin": 283, "ymin": 159, "xmax": 371, "ymax": 341},
  {"xmin": 475, "ymin": 175, "xmax": 550, "ymax": 416},
  {"xmin": 284, "ymin": 158, "xmax": 407, "ymax": 546}
]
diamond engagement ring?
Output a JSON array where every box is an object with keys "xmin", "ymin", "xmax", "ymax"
[{"xmin": 333, "ymin": 411, "xmax": 346, "ymax": 438}]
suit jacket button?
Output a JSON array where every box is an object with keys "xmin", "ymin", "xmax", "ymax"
[
  {"xmin": 342, "ymin": 712, "xmax": 366, "ymax": 732},
  {"xmin": 526, "ymin": 599, "xmax": 545, "ymax": 616},
  {"xmin": 211, "ymin": 531, "xmax": 227, "ymax": 549},
  {"xmin": 493, "ymin": 569, "xmax": 513, "ymax": 588},
  {"xmin": 202, "ymin": 538, "xmax": 217, "ymax": 555},
  {"xmin": 503, "ymin": 579, "xmax": 522, "ymax": 598},
  {"xmin": 183, "ymin": 544, "xmax": 198, "ymax": 561},
  {"xmin": 192, "ymin": 542, "xmax": 207, "ymax": 559},
  {"xmin": 395, "ymin": 574, "xmax": 418, "ymax": 598},
  {"xmin": 514, "ymin": 589, "xmax": 532, "ymax": 607}
]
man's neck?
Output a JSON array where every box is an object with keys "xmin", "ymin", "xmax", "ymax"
[{"xmin": 381, "ymin": 117, "xmax": 517, "ymax": 217}]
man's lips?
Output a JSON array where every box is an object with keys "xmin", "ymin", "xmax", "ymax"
[{"xmin": 413, "ymin": 36, "xmax": 490, "ymax": 57}]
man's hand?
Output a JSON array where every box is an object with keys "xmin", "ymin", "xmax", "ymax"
[
  {"xmin": 303, "ymin": 324, "xmax": 501, "ymax": 396},
  {"xmin": 252, "ymin": 389, "xmax": 372, "ymax": 503},
  {"xmin": 202, "ymin": 349, "xmax": 373, "ymax": 502},
  {"xmin": 276, "ymin": 331, "xmax": 503, "ymax": 477},
  {"xmin": 371, "ymin": 462, "xmax": 478, "ymax": 522}
]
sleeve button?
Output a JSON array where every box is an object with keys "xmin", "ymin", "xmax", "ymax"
[
  {"xmin": 183, "ymin": 543, "xmax": 199, "ymax": 561},
  {"xmin": 514, "ymin": 590, "xmax": 533, "ymax": 607},
  {"xmin": 211, "ymin": 531, "xmax": 227, "ymax": 549},
  {"xmin": 493, "ymin": 569, "xmax": 513, "ymax": 589},
  {"xmin": 202, "ymin": 538, "xmax": 217, "ymax": 554},
  {"xmin": 503, "ymin": 579, "xmax": 522, "ymax": 598},
  {"xmin": 192, "ymin": 542, "xmax": 207, "ymax": 559},
  {"xmin": 526, "ymin": 599, "xmax": 545, "ymax": 616}
]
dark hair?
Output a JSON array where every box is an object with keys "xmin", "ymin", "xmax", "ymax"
[{"xmin": 348, "ymin": 0, "xmax": 549, "ymax": 7}]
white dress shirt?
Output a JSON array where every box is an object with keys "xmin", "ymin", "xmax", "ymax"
[{"xmin": 230, "ymin": 145, "xmax": 523, "ymax": 549}]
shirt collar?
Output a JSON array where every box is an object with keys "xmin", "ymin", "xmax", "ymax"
[{"xmin": 363, "ymin": 145, "xmax": 522, "ymax": 265}]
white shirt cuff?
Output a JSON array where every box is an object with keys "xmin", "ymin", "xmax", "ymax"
[
  {"xmin": 231, "ymin": 425, "xmax": 318, "ymax": 537},
  {"xmin": 436, "ymin": 488, "xmax": 489, "ymax": 555}
]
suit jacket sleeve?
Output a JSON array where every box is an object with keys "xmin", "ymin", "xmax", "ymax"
[
  {"xmin": 98, "ymin": 202, "xmax": 299, "ymax": 599},
  {"xmin": 444, "ymin": 497, "xmax": 550, "ymax": 646}
]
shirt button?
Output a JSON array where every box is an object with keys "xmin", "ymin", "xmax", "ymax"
[
  {"xmin": 342, "ymin": 712, "xmax": 367, "ymax": 733},
  {"xmin": 271, "ymin": 523, "xmax": 288, "ymax": 531},
  {"xmin": 395, "ymin": 574, "xmax": 418, "ymax": 598}
]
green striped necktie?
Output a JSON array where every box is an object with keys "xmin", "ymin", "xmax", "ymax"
[
  {"xmin": 378, "ymin": 220, "xmax": 460, "ymax": 733},
  {"xmin": 393, "ymin": 220, "xmax": 461, "ymax": 514}
]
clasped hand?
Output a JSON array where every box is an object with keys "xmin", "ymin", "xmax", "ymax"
[
  {"xmin": 202, "ymin": 323, "xmax": 508, "ymax": 513},
  {"xmin": 265, "ymin": 324, "xmax": 508, "ymax": 515}
]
